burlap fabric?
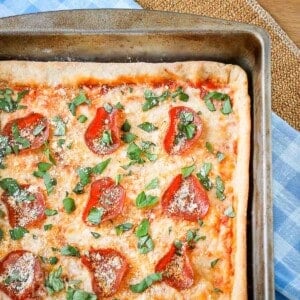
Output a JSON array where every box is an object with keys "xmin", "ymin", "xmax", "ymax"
[{"xmin": 136, "ymin": 0, "xmax": 300, "ymax": 130}]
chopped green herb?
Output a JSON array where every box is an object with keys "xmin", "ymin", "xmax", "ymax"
[
  {"xmin": 115, "ymin": 174, "xmax": 123, "ymax": 185},
  {"xmin": 215, "ymin": 176, "xmax": 226, "ymax": 200},
  {"xmin": 33, "ymin": 124, "xmax": 46, "ymax": 136},
  {"xmin": 12, "ymin": 123, "xmax": 30, "ymax": 150},
  {"xmin": 204, "ymin": 91, "xmax": 232, "ymax": 114},
  {"xmin": 43, "ymin": 172, "xmax": 57, "ymax": 195},
  {"xmin": 9, "ymin": 226, "xmax": 28, "ymax": 240},
  {"xmin": 77, "ymin": 115, "xmax": 88, "ymax": 123},
  {"xmin": 181, "ymin": 164, "xmax": 195, "ymax": 178},
  {"xmin": 224, "ymin": 205, "xmax": 235, "ymax": 218},
  {"xmin": 130, "ymin": 273, "xmax": 162, "ymax": 293},
  {"xmin": 121, "ymin": 132, "xmax": 137, "ymax": 144},
  {"xmin": 115, "ymin": 222, "xmax": 133, "ymax": 235},
  {"xmin": 0, "ymin": 228, "xmax": 4, "ymax": 241},
  {"xmin": 138, "ymin": 122, "xmax": 158, "ymax": 132},
  {"xmin": 198, "ymin": 219, "xmax": 204, "ymax": 227},
  {"xmin": 136, "ymin": 219, "xmax": 154, "ymax": 254},
  {"xmin": 114, "ymin": 102, "xmax": 124, "ymax": 110},
  {"xmin": 186, "ymin": 229, "xmax": 205, "ymax": 249},
  {"xmin": 205, "ymin": 142, "xmax": 214, "ymax": 153},
  {"xmin": 66, "ymin": 288, "xmax": 97, "ymax": 300},
  {"xmin": 0, "ymin": 209, "xmax": 5, "ymax": 218},
  {"xmin": 216, "ymin": 151, "xmax": 225, "ymax": 162},
  {"xmin": 91, "ymin": 232, "xmax": 101, "ymax": 239},
  {"xmin": 100, "ymin": 130, "xmax": 113, "ymax": 146},
  {"xmin": 68, "ymin": 93, "xmax": 90, "ymax": 116},
  {"xmin": 45, "ymin": 208, "xmax": 58, "ymax": 216},
  {"xmin": 57, "ymin": 139, "xmax": 65, "ymax": 148},
  {"xmin": 63, "ymin": 197, "xmax": 76, "ymax": 214},
  {"xmin": 126, "ymin": 142, "xmax": 157, "ymax": 166},
  {"xmin": 45, "ymin": 265, "xmax": 65, "ymax": 295},
  {"xmin": 0, "ymin": 135, "xmax": 12, "ymax": 168},
  {"xmin": 121, "ymin": 119, "xmax": 131, "ymax": 132},
  {"xmin": 52, "ymin": 116, "xmax": 66, "ymax": 136},
  {"xmin": 174, "ymin": 240, "xmax": 183, "ymax": 255},
  {"xmin": 92, "ymin": 158, "xmax": 111, "ymax": 174},
  {"xmin": 87, "ymin": 207, "xmax": 104, "ymax": 225},
  {"xmin": 103, "ymin": 103, "xmax": 113, "ymax": 113},
  {"xmin": 142, "ymin": 90, "xmax": 170, "ymax": 111},
  {"xmin": 171, "ymin": 87, "xmax": 189, "ymax": 102},
  {"xmin": 44, "ymin": 224, "xmax": 53, "ymax": 231},
  {"xmin": 211, "ymin": 258, "xmax": 220, "ymax": 268},
  {"xmin": 145, "ymin": 178, "xmax": 159, "ymax": 190},
  {"xmin": 43, "ymin": 142, "xmax": 56, "ymax": 165},
  {"xmin": 0, "ymin": 88, "xmax": 28, "ymax": 113},
  {"xmin": 213, "ymin": 287, "xmax": 223, "ymax": 293},
  {"xmin": 196, "ymin": 162, "xmax": 213, "ymax": 190},
  {"xmin": 136, "ymin": 191, "xmax": 158, "ymax": 209},
  {"xmin": 168, "ymin": 226, "xmax": 172, "ymax": 235},
  {"xmin": 0, "ymin": 178, "xmax": 35, "ymax": 202},
  {"xmin": 175, "ymin": 112, "xmax": 197, "ymax": 144},
  {"xmin": 61, "ymin": 245, "xmax": 80, "ymax": 257},
  {"xmin": 48, "ymin": 257, "xmax": 58, "ymax": 265},
  {"xmin": 73, "ymin": 167, "xmax": 92, "ymax": 194}
]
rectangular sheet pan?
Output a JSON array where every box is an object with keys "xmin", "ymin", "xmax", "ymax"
[{"xmin": 0, "ymin": 9, "xmax": 273, "ymax": 299}]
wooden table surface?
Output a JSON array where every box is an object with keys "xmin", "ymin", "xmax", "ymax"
[{"xmin": 258, "ymin": 0, "xmax": 300, "ymax": 47}]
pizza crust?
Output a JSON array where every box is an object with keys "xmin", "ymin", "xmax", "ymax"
[{"xmin": 0, "ymin": 60, "xmax": 250, "ymax": 299}]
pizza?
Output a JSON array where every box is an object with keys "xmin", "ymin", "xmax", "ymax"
[{"xmin": 0, "ymin": 61, "xmax": 250, "ymax": 299}]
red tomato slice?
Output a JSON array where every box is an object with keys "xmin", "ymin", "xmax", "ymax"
[
  {"xmin": 155, "ymin": 244, "xmax": 194, "ymax": 290},
  {"xmin": 82, "ymin": 177, "xmax": 125, "ymax": 226},
  {"xmin": 81, "ymin": 248, "xmax": 128, "ymax": 297},
  {"xmin": 161, "ymin": 174, "xmax": 209, "ymax": 221},
  {"xmin": 1, "ymin": 184, "xmax": 46, "ymax": 228},
  {"xmin": 84, "ymin": 107, "xmax": 123, "ymax": 155},
  {"xmin": 164, "ymin": 106, "xmax": 202, "ymax": 155},
  {"xmin": 2, "ymin": 112, "xmax": 49, "ymax": 152},
  {"xmin": 0, "ymin": 250, "xmax": 44, "ymax": 300}
]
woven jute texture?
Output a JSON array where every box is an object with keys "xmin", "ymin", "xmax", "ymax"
[{"xmin": 136, "ymin": 0, "xmax": 300, "ymax": 130}]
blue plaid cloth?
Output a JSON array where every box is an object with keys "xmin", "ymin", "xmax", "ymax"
[{"xmin": 0, "ymin": 1, "xmax": 299, "ymax": 299}]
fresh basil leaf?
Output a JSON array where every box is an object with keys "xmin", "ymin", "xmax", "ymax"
[
  {"xmin": 0, "ymin": 228, "xmax": 3, "ymax": 241},
  {"xmin": 52, "ymin": 116, "xmax": 66, "ymax": 136},
  {"xmin": 87, "ymin": 207, "xmax": 104, "ymax": 225},
  {"xmin": 48, "ymin": 257, "xmax": 58, "ymax": 265},
  {"xmin": 91, "ymin": 232, "xmax": 101, "ymax": 239},
  {"xmin": 142, "ymin": 90, "xmax": 170, "ymax": 111},
  {"xmin": 44, "ymin": 173, "xmax": 57, "ymax": 195},
  {"xmin": 77, "ymin": 115, "xmax": 88, "ymax": 123},
  {"xmin": 103, "ymin": 103, "xmax": 113, "ymax": 113},
  {"xmin": 130, "ymin": 273, "xmax": 162, "ymax": 293},
  {"xmin": 186, "ymin": 229, "xmax": 204, "ymax": 249},
  {"xmin": 196, "ymin": 163, "xmax": 213, "ymax": 190},
  {"xmin": 137, "ymin": 235, "xmax": 154, "ymax": 254},
  {"xmin": 174, "ymin": 240, "xmax": 183, "ymax": 255},
  {"xmin": 181, "ymin": 164, "xmax": 195, "ymax": 178},
  {"xmin": 136, "ymin": 191, "xmax": 158, "ymax": 208},
  {"xmin": 0, "ymin": 178, "xmax": 34, "ymax": 202},
  {"xmin": 205, "ymin": 142, "xmax": 214, "ymax": 153},
  {"xmin": 221, "ymin": 98, "xmax": 232, "ymax": 114},
  {"xmin": 204, "ymin": 91, "xmax": 232, "ymax": 114},
  {"xmin": 216, "ymin": 151, "xmax": 225, "ymax": 162},
  {"xmin": 114, "ymin": 102, "xmax": 124, "ymax": 110},
  {"xmin": 115, "ymin": 174, "xmax": 123, "ymax": 185},
  {"xmin": 16, "ymin": 90, "xmax": 29, "ymax": 102},
  {"xmin": 198, "ymin": 219, "xmax": 204, "ymax": 227},
  {"xmin": 66, "ymin": 288, "xmax": 97, "ymax": 300},
  {"xmin": 136, "ymin": 219, "xmax": 149, "ymax": 238},
  {"xmin": 171, "ymin": 87, "xmax": 189, "ymax": 102},
  {"xmin": 211, "ymin": 258, "xmax": 220, "ymax": 268},
  {"xmin": 77, "ymin": 167, "xmax": 93, "ymax": 185},
  {"xmin": 100, "ymin": 130, "xmax": 113, "ymax": 146},
  {"xmin": 68, "ymin": 93, "xmax": 90, "ymax": 116},
  {"xmin": 0, "ymin": 89, "xmax": 28, "ymax": 112},
  {"xmin": 138, "ymin": 122, "xmax": 158, "ymax": 133},
  {"xmin": 33, "ymin": 124, "xmax": 46, "ymax": 136},
  {"xmin": 224, "ymin": 205, "xmax": 235, "ymax": 218},
  {"xmin": 215, "ymin": 176, "xmax": 225, "ymax": 200},
  {"xmin": 9, "ymin": 226, "xmax": 28, "ymax": 240},
  {"xmin": 43, "ymin": 142, "xmax": 56, "ymax": 165},
  {"xmin": 121, "ymin": 119, "xmax": 131, "ymax": 132},
  {"xmin": 57, "ymin": 139, "xmax": 65, "ymax": 148},
  {"xmin": 92, "ymin": 158, "xmax": 111, "ymax": 174},
  {"xmin": 45, "ymin": 208, "xmax": 58, "ymax": 216},
  {"xmin": 204, "ymin": 98, "xmax": 216, "ymax": 112},
  {"xmin": 45, "ymin": 265, "xmax": 65, "ymax": 295},
  {"xmin": 121, "ymin": 132, "xmax": 137, "ymax": 143},
  {"xmin": 115, "ymin": 222, "xmax": 133, "ymax": 235},
  {"xmin": 63, "ymin": 197, "xmax": 76, "ymax": 214},
  {"xmin": 38, "ymin": 162, "xmax": 52, "ymax": 173},
  {"xmin": 12, "ymin": 123, "xmax": 30, "ymax": 149},
  {"xmin": 127, "ymin": 142, "xmax": 144, "ymax": 163},
  {"xmin": 145, "ymin": 178, "xmax": 159, "ymax": 190},
  {"xmin": 0, "ymin": 135, "xmax": 12, "ymax": 169},
  {"xmin": 44, "ymin": 224, "xmax": 53, "ymax": 231},
  {"xmin": 61, "ymin": 245, "xmax": 80, "ymax": 257}
]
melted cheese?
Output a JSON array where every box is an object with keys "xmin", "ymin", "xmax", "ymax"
[{"xmin": 0, "ymin": 63, "xmax": 245, "ymax": 300}]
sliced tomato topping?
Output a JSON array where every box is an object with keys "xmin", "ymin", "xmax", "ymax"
[
  {"xmin": 2, "ymin": 112, "xmax": 49, "ymax": 152},
  {"xmin": 0, "ymin": 250, "xmax": 44, "ymax": 300},
  {"xmin": 161, "ymin": 174, "xmax": 209, "ymax": 222},
  {"xmin": 81, "ymin": 248, "xmax": 128, "ymax": 297},
  {"xmin": 163, "ymin": 106, "xmax": 202, "ymax": 155},
  {"xmin": 155, "ymin": 244, "xmax": 194, "ymax": 290},
  {"xmin": 82, "ymin": 177, "xmax": 125, "ymax": 226},
  {"xmin": 1, "ymin": 184, "xmax": 46, "ymax": 228},
  {"xmin": 84, "ymin": 107, "xmax": 123, "ymax": 155}
]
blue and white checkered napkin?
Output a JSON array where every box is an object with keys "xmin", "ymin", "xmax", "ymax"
[{"xmin": 0, "ymin": 1, "xmax": 300, "ymax": 299}]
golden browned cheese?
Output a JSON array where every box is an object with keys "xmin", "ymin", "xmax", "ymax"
[{"xmin": 0, "ymin": 61, "xmax": 250, "ymax": 300}]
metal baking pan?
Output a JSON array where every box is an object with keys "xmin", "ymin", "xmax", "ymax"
[{"xmin": 0, "ymin": 9, "xmax": 273, "ymax": 299}]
